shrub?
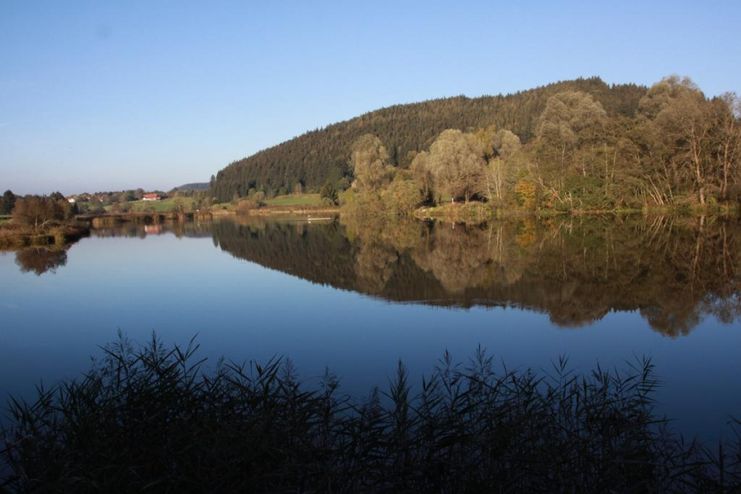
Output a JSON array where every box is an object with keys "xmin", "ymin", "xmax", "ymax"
[
  {"xmin": 514, "ymin": 179, "xmax": 538, "ymax": 209},
  {"xmin": 320, "ymin": 181, "xmax": 339, "ymax": 205}
]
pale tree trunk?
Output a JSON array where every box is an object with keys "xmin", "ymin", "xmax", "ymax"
[
  {"xmin": 719, "ymin": 117, "xmax": 738, "ymax": 199},
  {"xmin": 560, "ymin": 142, "xmax": 566, "ymax": 191},
  {"xmin": 689, "ymin": 123, "xmax": 707, "ymax": 206},
  {"xmin": 487, "ymin": 161, "xmax": 504, "ymax": 203},
  {"xmin": 690, "ymin": 215, "xmax": 705, "ymax": 290}
]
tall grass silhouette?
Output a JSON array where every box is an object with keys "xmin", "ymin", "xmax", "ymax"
[{"xmin": 2, "ymin": 334, "xmax": 739, "ymax": 492}]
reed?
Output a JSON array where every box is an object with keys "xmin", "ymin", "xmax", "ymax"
[{"xmin": 1, "ymin": 335, "xmax": 739, "ymax": 493}]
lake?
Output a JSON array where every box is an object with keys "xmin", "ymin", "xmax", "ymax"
[{"xmin": 1, "ymin": 214, "xmax": 739, "ymax": 441}]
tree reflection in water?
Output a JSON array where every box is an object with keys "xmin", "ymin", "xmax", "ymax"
[
  {"xmin": 212, "ymin": 214, "xmax": 740, "ymax": 337},
  {"xmin": 15, "ymin": 246, "xmax": 68, "ymax": 275}
]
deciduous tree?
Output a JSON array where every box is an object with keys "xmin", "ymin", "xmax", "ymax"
[
  {"xmin": 12, "ymin": 196, "xmax": 71, "ymax": 229},
  {"xmin": 426, "ymin": 129, "xmax": 487, "ymax": 203},
  {"xmin": 535, "ymin": 91, "xmax": 607, "ymax": 188},
  {"xmin": 350, "ymin": 134, "xmax": 392, "ymax": 192}
]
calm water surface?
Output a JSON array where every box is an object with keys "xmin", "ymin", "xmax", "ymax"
[{"xmin": 1, "ymin": 215, "xmax": 739, "ymax": 440}]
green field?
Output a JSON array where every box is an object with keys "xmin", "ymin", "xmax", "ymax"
[
  {"xmin": 0, "ymin": 215, "xmax": 11, "ymax": 225},
  {"xmin": 264, "ymin": 193, "xmax": 323, "ymax": 207},
  {"xmin": 105, "ymin": 197, "xmax": 196, "ymax": 213}
]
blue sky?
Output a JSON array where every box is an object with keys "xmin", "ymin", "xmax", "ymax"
[{"xmin": 1, "ymin": 1, "xmax": 740, "ymax": 194}]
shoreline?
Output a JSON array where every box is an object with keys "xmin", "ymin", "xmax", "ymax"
[
  {"xmin": 411, "ymin": 201, "xmax": 740, "ymax": 224},
  {"xmin": 210, "ymin": 205, "xmax": 340, "ymax": 218},
  {"xmin": 3, "ymin": 199, "xmax": 732, "ymax": 250}
]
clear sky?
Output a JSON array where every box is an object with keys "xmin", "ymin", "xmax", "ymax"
[{"xmin": 1, "ymin": 0, "xmax": 740, "ymax": 194}]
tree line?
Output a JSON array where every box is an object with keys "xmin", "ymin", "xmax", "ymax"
[{"xmin": 346, "ymin": 76, "xmax": 740, "ymax": 212}]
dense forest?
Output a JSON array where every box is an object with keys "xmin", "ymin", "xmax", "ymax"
[
  {"xmin": 211, "ymin": 77, "xmax": 645, "ymax": 201},
  {"xmin": 211, "ymin": 76, "xmax": 740, "ymax": 211}
]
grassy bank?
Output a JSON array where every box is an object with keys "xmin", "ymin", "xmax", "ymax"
[
  {"xmin": 106, "ymin": 197, "xmax": 197, "ymax": 213},
  {"xmin": 83, "ymin": 210, "xmax": 210, "ymax": 227},
  {"xmin": 264, "ymin": 193, "xmax": 323, "ymax": 207},
  {"xmin": 246, "ymin": 206, "xmax": 339, "ymax": 217},
  {"xmin": 414, "ymin": 202, "xmax": 496, "ymax": 223},
  {"xmin": 209, "ymin": 193, "xmax": 339, "ymax": 216},
  {"xmin": 2, "ymin": 335, "xmax": 739, "ymax": 493},
  {"xmin": 411, "ymin": 201, "xmax": 741, "ymax": 224}
]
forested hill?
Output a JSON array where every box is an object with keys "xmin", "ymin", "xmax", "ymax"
[{"xmin": 211, "ymin": 77, "xmax": 647, "ymax": 202}]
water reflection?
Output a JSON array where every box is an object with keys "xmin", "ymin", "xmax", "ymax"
[
  {"xmin": 10, "ymin": 214, "xmax": 740, "ymax": 336},
  {"xmin": 211, "ymin": 215, "xmax": 740, "ymax": 337},
  {"xmin": 14, "ymin": 246, "xmax": 68, "ymax": 275}
]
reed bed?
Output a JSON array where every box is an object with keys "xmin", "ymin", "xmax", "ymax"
[{"xmin": 1, "ymin": 335, "xmax": 739, "ymax": 493}]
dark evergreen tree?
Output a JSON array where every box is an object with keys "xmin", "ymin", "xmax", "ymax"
[{"xmin": 1, "ymin": 190, "xmax": 16, "ymax": 215}]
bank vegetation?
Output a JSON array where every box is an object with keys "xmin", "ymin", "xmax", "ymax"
[
  {"xmin": 342, "ymin": 77, "xmax": 740, "ymax": 220},
  {"xmin": 0, "ymin": 193, "xmax": 89, "ymax": 249}
]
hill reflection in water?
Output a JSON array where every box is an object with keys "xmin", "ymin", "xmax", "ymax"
[
  {"xmin": 208, "ymin": 214, "xmax": 739, "ymax": 337},
  {"xmin": 19, "ymin": 214, "xmax": 738, "ymax": 337}
]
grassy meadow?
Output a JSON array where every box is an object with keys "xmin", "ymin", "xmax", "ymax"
[
  {"xmin": 264, "ymin": 193, "xmax": 324, "ymax": 207},
  {"xmin": 104, "ymin": 197, "xmax": 197, "ymax": 213}
]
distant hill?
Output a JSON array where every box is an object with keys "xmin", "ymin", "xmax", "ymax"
[
  {"xmin": 211, "ymin": 77, "xmax": 647, "ymax": 202},
  {"xmin": 172, "ymin": 182, "xmax": 209, "ymax": 193}
]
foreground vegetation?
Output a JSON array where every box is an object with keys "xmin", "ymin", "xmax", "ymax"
[{"xmin": 1, "ymin": 335, "xmax": 739, "ymax": 493}]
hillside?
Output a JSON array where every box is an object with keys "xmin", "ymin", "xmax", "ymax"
[
  {"xmin": 172, "ymin": 182, "xmax": 209, "ymax": 192},
  {"xmin": 211, "ymin": 77, "xmax": 647, "ymax": 202}
]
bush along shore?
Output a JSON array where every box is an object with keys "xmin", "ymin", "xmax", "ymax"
[
  {"xmin": 1, "ymin": 335, "xmax": 739, "ymax": 493},
  {"xmin": 0, "ymin": 221, "xmax": 89, "ymax": 249},
  {"xmin": 0, "ymin": 194, "xmax": 90, "ymax": 249}
]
